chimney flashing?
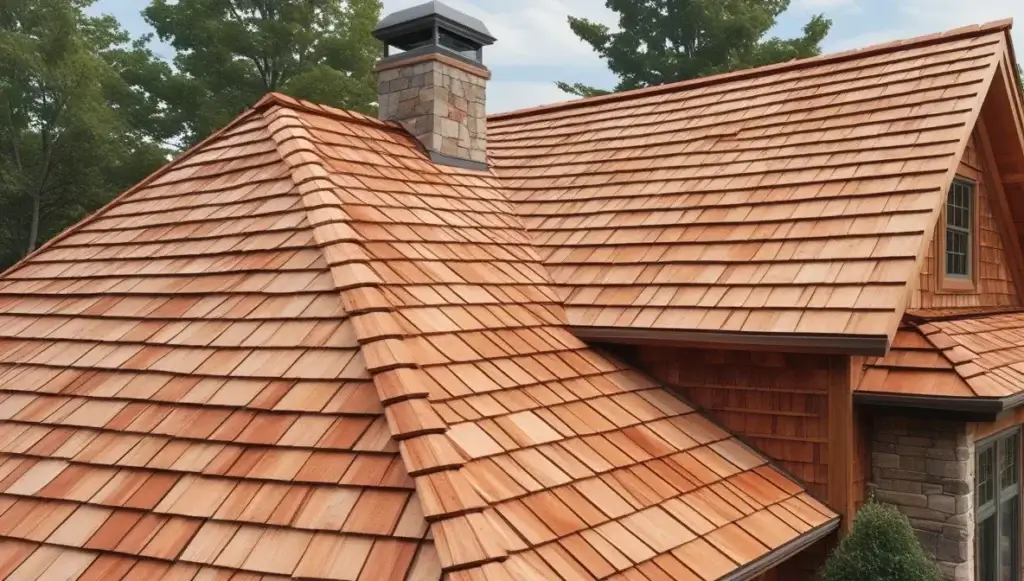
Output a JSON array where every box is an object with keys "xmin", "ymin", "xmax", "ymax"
[{"xmin": 425, "ymin": 150, "xmax": 490, "ymax": 172}]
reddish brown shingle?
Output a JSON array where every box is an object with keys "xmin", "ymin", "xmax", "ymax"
[
  {"xmin": 0, "ymin": 110, "xmax": 430, "ymax": 579},
  {"xmin": 859, "ymin": 311, "xmax": 1024, "ymax": 400},
  {"xmin": 0, "ymin": 92, "xmax": 838, "ymax": 579},
  {"xmin": 489, "ymin": 21, "xmax": 1015, "ymax": 344},
  {"xmin": 9, "ymin": 15, "xmax": 1018, "ymax": 580}
]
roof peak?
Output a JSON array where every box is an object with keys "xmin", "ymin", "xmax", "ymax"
[{"xmin": 490, "ymin": 18, "xmax": 1013, "ymax": 122}]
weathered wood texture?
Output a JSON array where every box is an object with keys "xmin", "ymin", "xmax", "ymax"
[{"xmin": 913, "ymin": 126, "xmax": 1021, "ymax": 309}]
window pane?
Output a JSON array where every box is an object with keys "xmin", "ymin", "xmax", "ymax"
[
  {"xmin": 978, "ymin": 431, "xmax": 1021, "ymax": 581},
  {"xmin": 980, "ymin": 513, "xmax": 998, "ymax": 581},
  {"xmin": 999, "ymin": 496, "xmax": 1020, "ymax": 581},
  {"xmin": 1001, "ymin": 432, "xmax": 1020, "ymax": 490},
  {"xmin": 945, "ymin": 180, "xmax": 973, "ymax": 278},
  {"xmin": 980, "ymin": 445, "xmax": 996, "ymax": 507}
]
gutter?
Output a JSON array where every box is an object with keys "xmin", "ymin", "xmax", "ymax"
[
  {"xmin": 571, "ymin": 327, "xmax": 890, "ymax": 357},
  {"xmin": 722, "ymin": 518, "xmax": 840, "ymax": 581},
  {"xmin": 855, "ymin": 391, "xmax": 1024, "ymax": 421}
]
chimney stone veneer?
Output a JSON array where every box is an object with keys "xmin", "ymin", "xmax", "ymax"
[{"xmin": 378, "ymin": 57, "xmax": 488, "ymax": 165}]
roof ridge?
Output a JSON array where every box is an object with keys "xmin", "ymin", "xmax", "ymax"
[
  {"xmin": 259, "ymin": 103, "xmax": 515, "ymax": 575},
  {"xmin": 255, "ymin": 92, "xmax": 406, "ymax": 133},
  {"xmin": 489, "ymin": 19, "xmax": 1014, "ymax": 122}
]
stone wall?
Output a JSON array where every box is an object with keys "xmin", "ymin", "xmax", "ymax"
[
  {"xmin": 871, "ymin": 414, "xmax": 974, "ymax": 581},
  {"xmin": 378, "ymin": 57, "xmax": 487, "ymax": 164}
]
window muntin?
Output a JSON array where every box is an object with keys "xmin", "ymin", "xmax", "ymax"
[
  {"xmin": 945, "ymin": 179, "xmax": 974, "ymax": 278},
  {"xmin": 977, "ymin": 428, "xmax": 1021, "ymax": 581}
]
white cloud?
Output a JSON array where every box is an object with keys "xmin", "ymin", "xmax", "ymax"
[
  {"xmin": 795, "ymin": 0, "xmax": 859, "ymax": 9},
  {"xmin": 827, "ymin": 0, "xmax": 1023, "ymax": 53},
  {"xmin": 899, "ymin": 0, "xmax": 1023, "ymax": 47},
  {"xmin": 486, "ymin": 81, "xmax": 575, "ymax": 113}
]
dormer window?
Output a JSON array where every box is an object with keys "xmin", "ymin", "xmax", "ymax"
[{"xmin": 945, "ymin": 178, "xmax": 974, "ymax": 279}]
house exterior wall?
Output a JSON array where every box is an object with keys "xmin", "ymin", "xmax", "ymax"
[
  {"xmin": 870, "ymin": 413, "xmax": 974, "ymax": 581},
  {"xmin": 912, "ymin": 126, "xmax": 1021, "ymax": 309}
]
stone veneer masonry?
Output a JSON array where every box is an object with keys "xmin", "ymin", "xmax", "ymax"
[
  {"xmin": 378, "ymin": 57, "xmax": 488, "ymax": 165},
  {"xmin": 871, "ymin": 414, "xmax": 974, "ymax": 581}
]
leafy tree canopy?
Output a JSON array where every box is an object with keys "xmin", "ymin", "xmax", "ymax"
[
  {"xmin": 820, "ymin": 502, "xmax": 942, "ymax": 581},
  {"xmin": 143, "ymin": 0, "xmax": 383, "ymax": 145},
  {"xmin": 558, "ymin": 0, "xmax": 831, "ymax": 97},
  {"xmin": 0, "ymin": 0, "xmax": 169, "ymax": 270}
]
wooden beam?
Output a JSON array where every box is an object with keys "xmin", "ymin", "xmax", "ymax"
[
  {"xmin": 976, "ymin": 119, "xmax": 1024, "ymax": 303},
  {"xmin": 827, "ymin": 356, "xmax": 856, "ymax": 535},
  {"xmin": 1004, "ymin": 173, "xmax": 1024, "ymax": 184}
]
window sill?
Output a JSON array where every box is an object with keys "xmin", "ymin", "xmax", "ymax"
[{"xmin": 937, "ymin": 276, "xmax": 976, "ymax": 293}]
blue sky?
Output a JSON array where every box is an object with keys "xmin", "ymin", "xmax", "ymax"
[{"xmin": 90, "ymin": 0, "xmax": 1023, "ymax": 113}]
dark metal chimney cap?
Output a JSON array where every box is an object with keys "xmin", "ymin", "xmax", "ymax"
[{"xmin": 374, "ymin": 1, "xmax": 496, "ymax": 46}]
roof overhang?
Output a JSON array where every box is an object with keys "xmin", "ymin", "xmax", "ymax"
[
  {"xmin": 856, "ymin": 391, "xmax": 1024, "ymax": 422},
  {"xmin": 571, "ymin": 327, "xmax": 890, "ymax": 357},
  {"xmin": 723, "ymin": 518, "xmax": 840, "ymax": 581}
]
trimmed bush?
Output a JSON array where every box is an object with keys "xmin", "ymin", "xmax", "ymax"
[{"xmin": 820, "ymin": 502, "xmax": 942, "ymax": 581}]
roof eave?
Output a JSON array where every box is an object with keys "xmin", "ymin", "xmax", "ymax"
[
  {"xmin": 855, "ymin": 391, "xmax": 1024, "ymax": 421},
  {"xmin": 571, "ymin": 326, "xmax": 890, "ymax": 356},
  {"xmin": 721, "ymin": 518, "xmax": 841, "ymax": 581}
]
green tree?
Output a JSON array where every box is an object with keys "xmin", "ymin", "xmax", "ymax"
[
  {"xmin": 820, "ymin": 502, "xmax": 942, "ymax": 581},
  {"xmin": 0, "ymin": 0, "xmax": 169, "ymax": 269},
  {"xmin": 143, "ymin": 0, "xmax": 382, "ymax": 145},
  {"xmin": 558, "ymin": 0, "xmax": 831, "ymax": 97}
]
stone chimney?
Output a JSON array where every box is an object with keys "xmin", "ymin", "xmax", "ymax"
[{"xmin": 373, "ymin": 1, "xmax": 495, "ymax": 170}]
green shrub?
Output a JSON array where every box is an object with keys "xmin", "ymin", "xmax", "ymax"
[{"xmin": 820, "ymin": 502, "xmax": 943, "ymax": 581}]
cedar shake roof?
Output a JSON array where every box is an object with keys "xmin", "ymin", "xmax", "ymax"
[
  {"xmin": 859, "ymin": 325, "xmax": 976, "ymax": 398},
  {"xmin": 858, "ymin": 310, "xmax": 1024, "ymax": 413},
  {"xmin": 489, "ymin": 21, "xmax": 1022, "ymax": 354},
  {"xmin": 4, "ymin": 17, "xmax": 1024, "ymax": 580},
  {"xmin": 0, "ymin": 93, "xmax": 838, "ymax": 580}
]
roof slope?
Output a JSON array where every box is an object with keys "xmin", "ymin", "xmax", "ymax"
[
  {"xmin": 0, "ymin": 110, "xmax": 435, "ymax": 580},
  {"xmin": 0, "ymin": 94, "xmax": 837, "ymax": 580},
  {"xmin": 489, "ymin": 22, "xmax": 1015, "ymax": 352},
  {"xmin": 859, "ymin": 310, "xmax": 1024, "ymax": 410}
]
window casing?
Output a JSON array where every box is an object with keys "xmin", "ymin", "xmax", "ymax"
[{"xmin": 977, "ymin": 428, "xmax": 1021, "ymax": 581}]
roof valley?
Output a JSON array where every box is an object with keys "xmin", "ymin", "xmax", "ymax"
[{"xmin": 260, "ymin": 103, "xmax": 517, "ymax": 574}]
